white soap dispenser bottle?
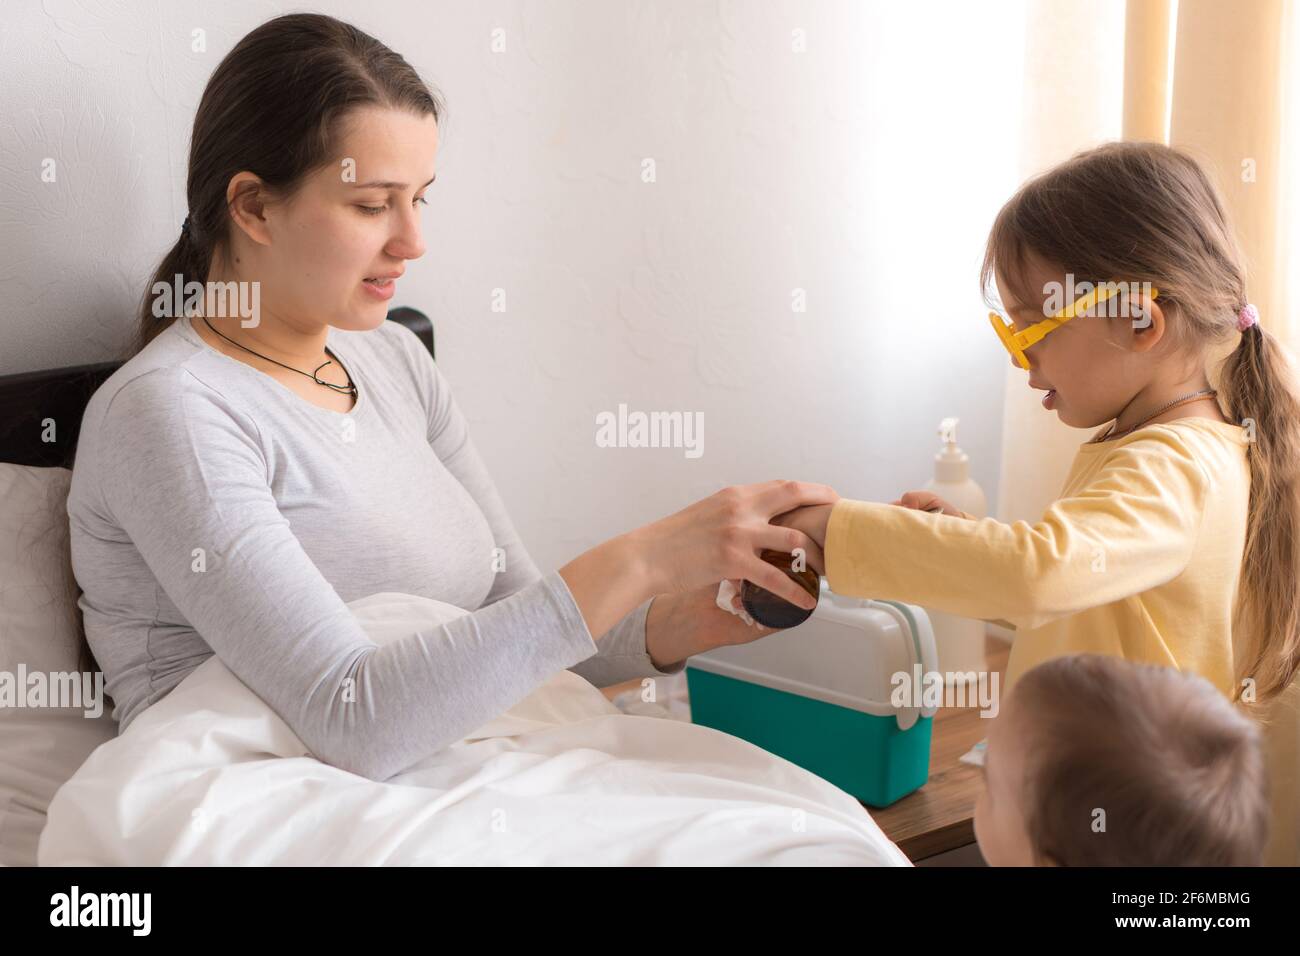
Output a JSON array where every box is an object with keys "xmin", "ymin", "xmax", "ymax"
[{"xmin": 922, "ymin": 418, "xmax": 989, "ymax": 680}]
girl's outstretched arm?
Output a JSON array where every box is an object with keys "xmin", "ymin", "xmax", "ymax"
[{"xmin": 806, "ymin": 433, "xmax": 1211, "ymax": 631}]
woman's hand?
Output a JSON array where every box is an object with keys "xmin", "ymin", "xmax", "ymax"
[
  {"xmin": 629, "ymin": 480, "xmax": 837, "ymax": 608},
  {"xmin": 891, "ymin": 490, "xmax": 967, "ymax": 517},
  {"xmin": 560, "ymin": 480, "xmax": 836, "ymax": 648},
  {"xmin": 645, "ymin": 584, "xmax": 782, "ymax": 668}
]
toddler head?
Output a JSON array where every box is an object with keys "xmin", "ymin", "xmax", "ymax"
[{"xmin": 973, "ymin": 653, "xmax": 1269, "ymax": 866}]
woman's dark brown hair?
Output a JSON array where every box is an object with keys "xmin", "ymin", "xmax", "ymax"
[
  {"xmin": 982, "ymin": 140, "xmax": 1300, "ymax": 711},
  {"xmin": 75, "ymin": 13, "xmax": 442, "ymax": 678},
  {"xmin": 131, "ymin": 11, "xmax": 443, "ymax": 356}
]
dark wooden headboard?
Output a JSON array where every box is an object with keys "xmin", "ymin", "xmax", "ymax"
[{"xmin": 0, "ymin": 307, "xmax": 434, "ymax": 469}]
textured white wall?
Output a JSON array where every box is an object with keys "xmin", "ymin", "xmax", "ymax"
[{"xmin": 1, "ymin": 0, "xmax": 1026, "ymax": 572}]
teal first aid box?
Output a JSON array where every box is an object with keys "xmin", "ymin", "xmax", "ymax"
[{"xmin": 685, "ymin": 582, "xmax": 938, "ymax": 808}]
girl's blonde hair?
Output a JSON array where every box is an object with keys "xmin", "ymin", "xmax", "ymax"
[{"xmin": 982, "ymin": 140, "xmax": 1300, "ymax": 708}]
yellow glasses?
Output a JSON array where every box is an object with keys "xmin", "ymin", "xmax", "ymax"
[{"xmin": 989, "ymin": 283, "xmax": 1160, "ymax": 370}]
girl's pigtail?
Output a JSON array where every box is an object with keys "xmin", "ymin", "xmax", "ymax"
[{"xmin": 1217, "ymin": 309, "xmax": 1300, "ymax": 712}]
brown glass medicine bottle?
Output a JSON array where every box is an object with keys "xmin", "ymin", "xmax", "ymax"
[{"xmin": 740, "ymin": 549, "xmax": 821, "ymax": 629}]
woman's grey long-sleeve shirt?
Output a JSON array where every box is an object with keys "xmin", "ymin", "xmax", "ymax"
[{"xmin": 66, "ymin": 314, "xmax": 683, "ymax": 781}]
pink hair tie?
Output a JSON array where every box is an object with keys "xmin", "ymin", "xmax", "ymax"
[{"xmin": 1238, "ymin": 303, "xmax": 1260, "ymax": 331}]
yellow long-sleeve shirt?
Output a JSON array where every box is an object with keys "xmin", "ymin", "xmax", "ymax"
[{"xmin": 824, "ymin": 418, "xmax": 1251, "ymax": 698}]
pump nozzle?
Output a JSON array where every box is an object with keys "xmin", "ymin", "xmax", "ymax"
[{"xmin": 935, "ymin": 417, "xmax": 969, "ymax": 483}]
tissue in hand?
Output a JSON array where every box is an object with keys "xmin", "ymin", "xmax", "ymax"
[{"xmin": 715, "ymin": 580, "xmax": 758, "ymax": 627}]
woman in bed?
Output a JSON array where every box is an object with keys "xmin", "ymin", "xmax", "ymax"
[{"xmin": 66, "ymin": 12, "xmax": 834, "ymax": 782}]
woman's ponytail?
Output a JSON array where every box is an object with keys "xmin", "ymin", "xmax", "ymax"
[{"xmin": 131, "ymin": 218, "xmax": 212, "ymax": 357}]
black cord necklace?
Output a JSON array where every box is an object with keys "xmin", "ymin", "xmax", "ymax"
[{"xmin": 200, "ymin": 316, "xmax": 357, "ymax": 396}]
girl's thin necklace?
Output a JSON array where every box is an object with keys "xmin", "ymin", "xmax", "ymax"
[
  {"xmin": 200, "ymin": 315, "xmax": 357, "ymax": 396},
  {"xmin": 1092, "ymin": 388, "xmax": 1218, "ymax": 443}
]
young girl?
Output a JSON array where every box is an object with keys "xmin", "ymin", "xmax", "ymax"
[{"xmin": 779, "ymin": 141, "xmax": 1300, "ymax": 715}]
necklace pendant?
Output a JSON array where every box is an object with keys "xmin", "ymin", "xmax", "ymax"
[{"xmin": 202, "ymin": 317, "xmax": 356, "ymax": 397}]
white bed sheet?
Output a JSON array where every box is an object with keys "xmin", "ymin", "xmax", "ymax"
[{"xmin": 39, "ymin": 592, "xmax": 910, "ymax": 866}]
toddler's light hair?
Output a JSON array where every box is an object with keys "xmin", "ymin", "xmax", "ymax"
[{"xmin": 1013, "ymin": 653, "xmax": 1269, "ymax": 866}]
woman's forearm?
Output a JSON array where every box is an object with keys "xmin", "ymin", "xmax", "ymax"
[
  {"xmin": 559, "ymin": 533, "xmax": 659, "ymax": 643},
  {"xmin": 644, "ymin": 592, "xmax": 692, "ymax": 670}
]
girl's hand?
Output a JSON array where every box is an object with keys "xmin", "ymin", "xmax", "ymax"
[
  {"xmin": 891, "ymin": 490, "xmax": 967, "ymax": 517},
  {"xmin": 630, "ymin": 480, "xmax": 836, "ymax": 610},
  {"xmin": 771, "ymin": 503, "xmax": 836, "ymax": 549}
]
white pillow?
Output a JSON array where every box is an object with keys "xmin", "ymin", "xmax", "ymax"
[{"xmin": 0, "ymin": 465, "xmax": 117, "ymax": 867}]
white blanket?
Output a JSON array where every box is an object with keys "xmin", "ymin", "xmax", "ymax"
[{"xmin": 39, "ymin": 593, "xmax": 910, "ymax": 866}]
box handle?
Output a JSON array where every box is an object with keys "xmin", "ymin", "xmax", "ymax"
[{"xmin": 870, "ymin": 599, "xmax": 941, "ymax": 729}]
